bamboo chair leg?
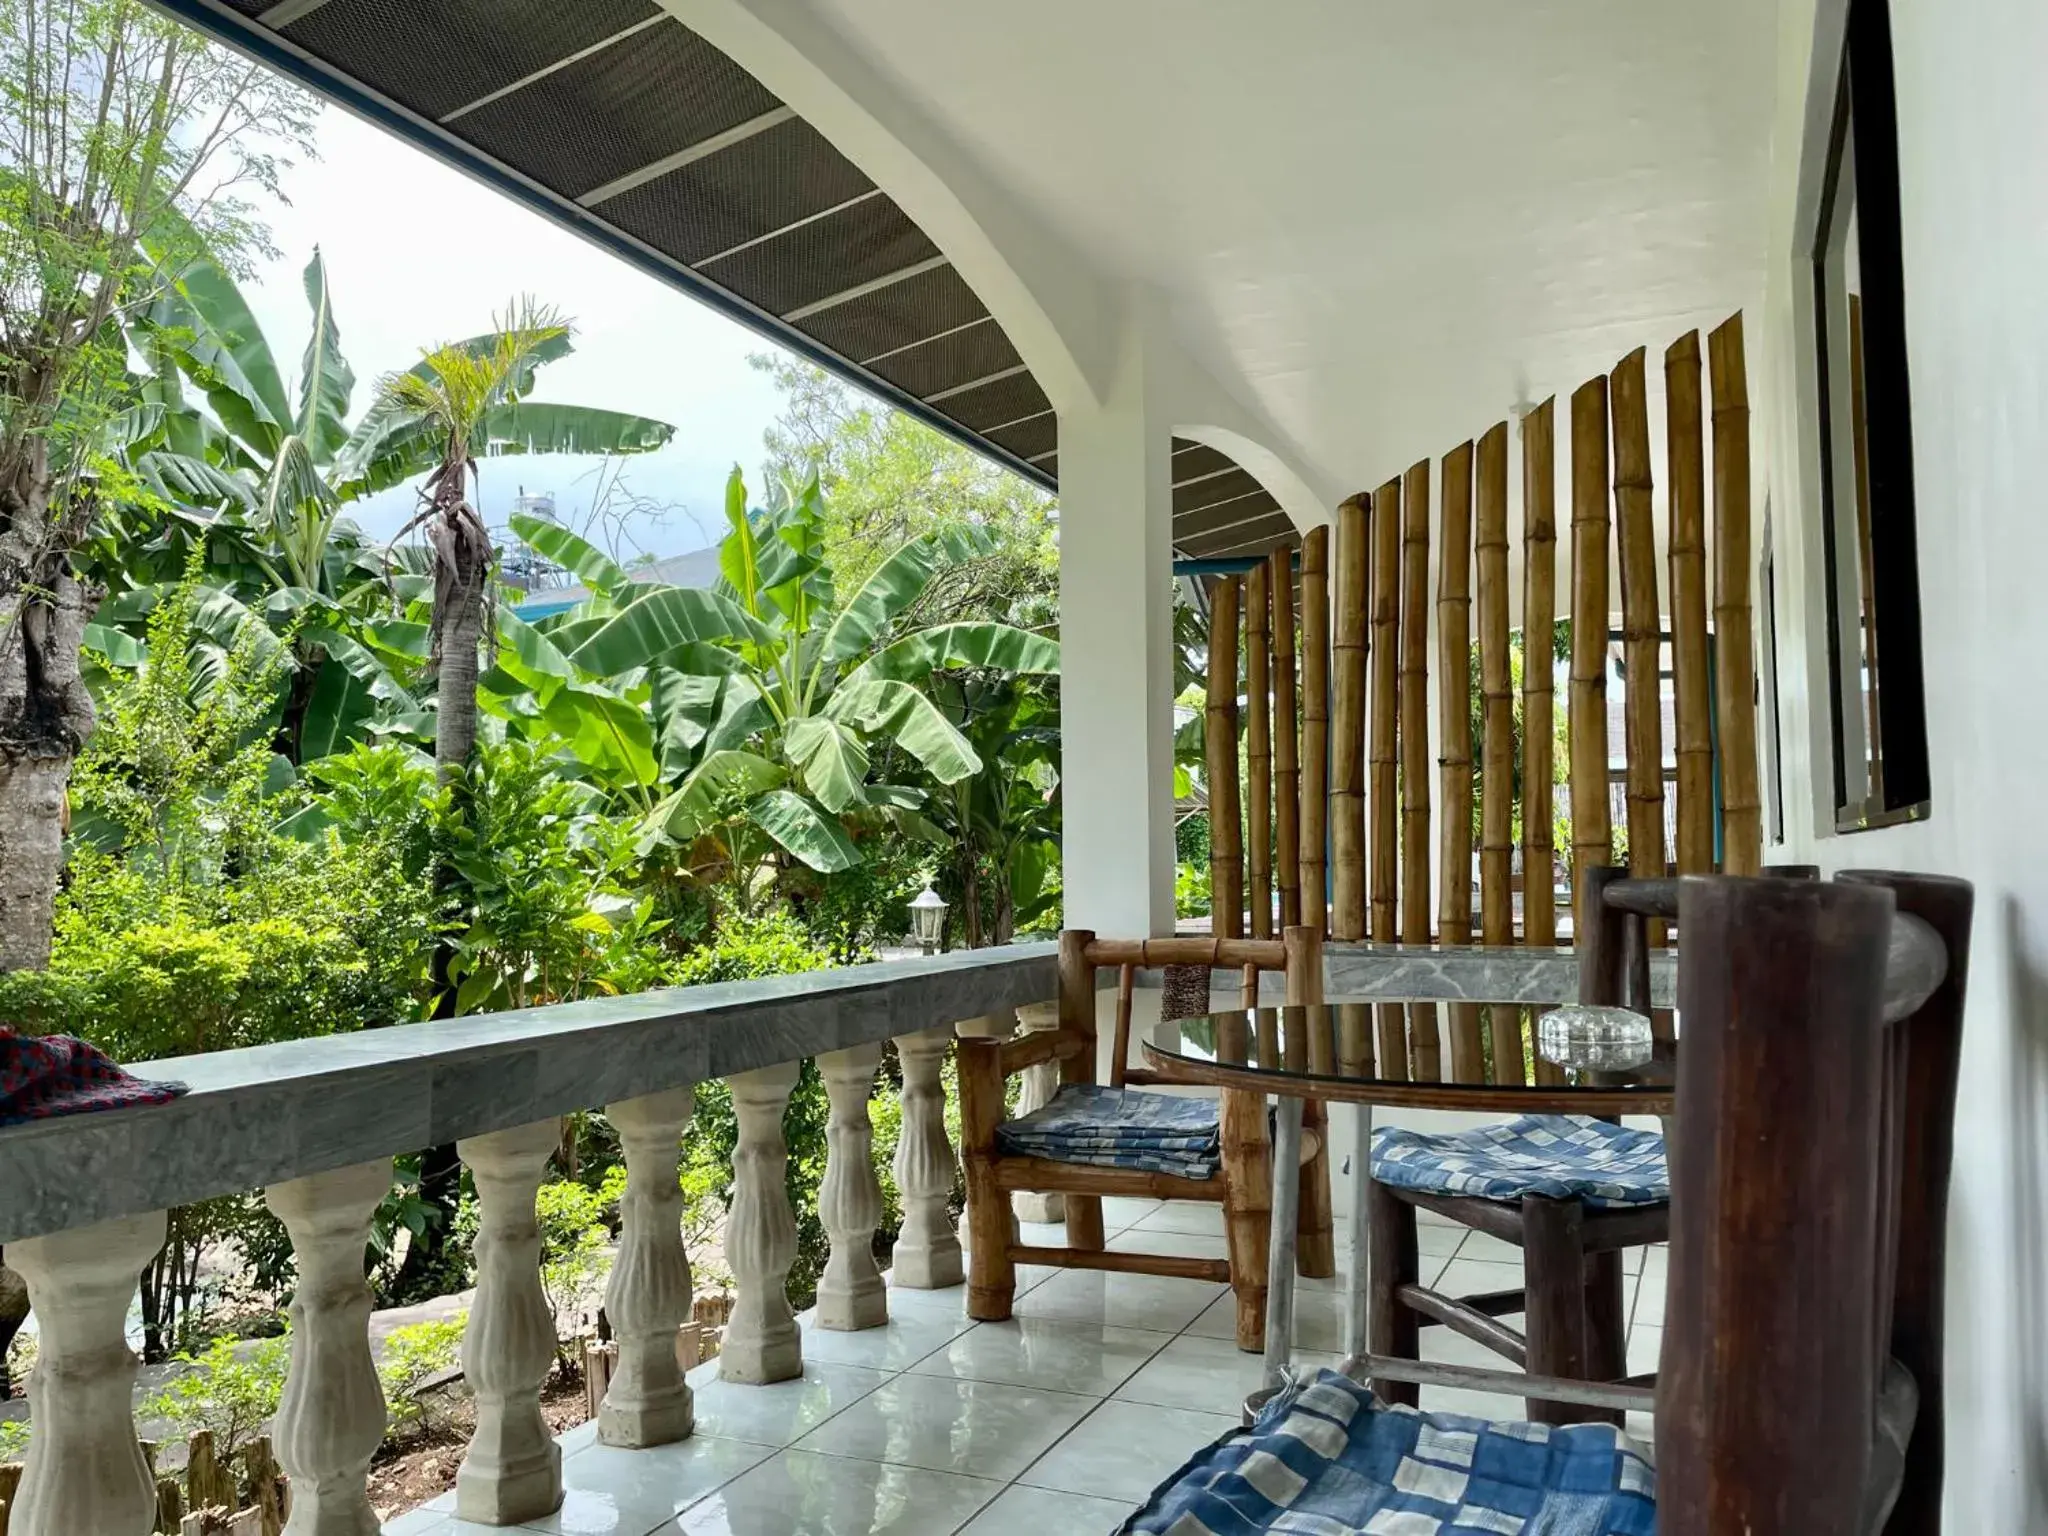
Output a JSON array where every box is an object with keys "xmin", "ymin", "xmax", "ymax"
[
  {"xmin": 1522, "ymin": 1197, "xmax": 1593, "ymax": 1425},
  {"xmin": 1296, "ymin": 1098, "xmax": 1336, "ymax": 1279},
  {"xmin": 1584, "ymin": 1247, "xmax": 1629, "ymax": 1425},
  {"xmin": 957, "ymin": 1043, "xmax": 1016, "ymax": 1322},
  {"xmin": 1366, "ymin": 1177, "xmax": 1420, "ymax": 1407},
  {"xmin": 1220, "ymin": 1084, "xmax": 1273, "ymax": 1351}
]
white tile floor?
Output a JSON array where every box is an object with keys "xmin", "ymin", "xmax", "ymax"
[{"xmin": 383, "ymin": 1197, "xmax": 1667, "ymax": 1536}]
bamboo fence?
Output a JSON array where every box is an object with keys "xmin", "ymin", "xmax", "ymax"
[{"xmin": 1436, "ymin": 442, "xmax": 1481, "ymax": 1083}]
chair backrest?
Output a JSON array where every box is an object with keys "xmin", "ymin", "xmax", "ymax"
[
  {"xmin": 1056, "ymin": 929, "xmax": 1325, "ymax": 1090},
  {"xmin": 1656, "ymin": 871, "xmax": 1972, "ymax": 1536}
]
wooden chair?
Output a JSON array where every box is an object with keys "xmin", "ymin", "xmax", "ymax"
[
  {"xmin": 958, "ymin": 926, "xmax": 1331, "ymax": 1350},
  {"xmin": 1659, "ymin": 869, "xmax": 1972, "ymax": 1535},
  {"xmin": 1366, "ymin": 865, "xmax": 1674, "ymax": 1421},
  {"xmin": 1366, "ymin": 862, "xmax": 1824, "ymax": 1421},
  {"xmin": 1117, "ymin": 871, "xmax": 1970, "ymax": 1536}
]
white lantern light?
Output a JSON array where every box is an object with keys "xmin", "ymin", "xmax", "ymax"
[{"xmin": 909, "ymin": 887, "xmax": 948, "ymax": 954}]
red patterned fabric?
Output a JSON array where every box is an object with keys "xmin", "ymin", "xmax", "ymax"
[{"xmin": 0, "ymin": 1029, "xmax": 187, "ymax": 1127}]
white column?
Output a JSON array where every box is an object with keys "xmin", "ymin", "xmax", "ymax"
[
  {"xmin": 815, "ymin": 1044, "xmax": 887, "ymax": 1331},
  {"xmin": 600, "ymin": 1087, "xmax": 696, "ymax": 1447},
  {"xmin": 1058, "ymin": 308, "xmax": 1178, "ymax": 937},
  {"xmin": 720, "ymin": 1062, "xmax": 803, "ymax": 1383},
  {"xmin": 1010, "ymin": 1001, "xmax": 1065, "ymax": 1224},
  {"xmin": 455, "ymin": 1121, "xmax": 563, "ymax": 1526},
  {"xmin": 267, "ymin": 1161, "xmax": 392, "ymax": 1536},
  {"xmin": 890, "ymin": 1026, "xmax": 964, "ymax": 1289},
  {"xmin": 7, "ymin": 1211, "xmax": 164, "ymax": 1536}
]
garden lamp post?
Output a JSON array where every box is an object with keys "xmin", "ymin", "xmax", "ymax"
[{"xmin": 909, "ymin": 887, "xmax": 948, "ymax": 956}]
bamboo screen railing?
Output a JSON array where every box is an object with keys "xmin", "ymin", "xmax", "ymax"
[{"xmin": 1204, "ymin": 312, "xmax": 1762, "ymax": 1083}]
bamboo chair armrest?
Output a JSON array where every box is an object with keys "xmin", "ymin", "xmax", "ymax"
[{"xmin": 994, "ymin": 1029, "xmax": 1087, "ymax": 1078}]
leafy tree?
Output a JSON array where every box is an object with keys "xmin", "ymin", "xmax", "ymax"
[
  {"xmin": 0, "ymin": 0, "xmax": 314, "ymax": 973},
  {"xmin": 751, "ymin": 354, "xmax": 1056, "ymax": 630}
]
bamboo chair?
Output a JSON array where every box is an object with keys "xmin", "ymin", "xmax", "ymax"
[
  {"xmin": 1367, "ymin": 863, "xmax": 1822, "ymax": 1422},
  {"xmin": 1121, "ymin": 871, "xmax": 1970, "ymax": 1536},
  {"xmin": 958, "ymin": 927, "xmax": 1329, "ymax": 1350}
]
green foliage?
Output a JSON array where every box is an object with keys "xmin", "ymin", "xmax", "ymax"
[
  {"xmin": 0, "ymin": 1416, "xmax": 27, "ymax": 1461},
  {"xmin": 379, "ymin": 1313, "xmax": 468, "ymax": 1438},
  {"xmin": 534, "ymin": 1179, "xmax": 612, "ymax": 1354},
  {"xmin": 138, "ymin": 1333, "xmax": 292, "ymax": 1463}
]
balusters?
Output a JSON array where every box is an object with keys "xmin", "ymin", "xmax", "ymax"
[
  {"xmin": 816, "ymin": 1045, "xmax": 887, "ymax": 1332},
  {"xmin": 266, "ymin": 1161, "xmax": 391, "ymax": 1536},
  {"xmin": 456, "ymin": 1120, "xmax": 563, "ymax": 1525},
  {"xmin": 890, "ymin": 1026, "xmax": 965, "ymax": 1289},
  {"xmin": 1009, "ymin": 1002, "xmax": 1064, "ymax": 1223},
  {"xmin": 600, "ymin": 1088, "xmax": 696, "ymax": 1447},
  {"xmin": 7, "ymin": 1211, "xmax": 164, "ymax": 1536},
  {"xmin": 720, "ymin": 1062, "xmax": 803, "ymax": 1383}
]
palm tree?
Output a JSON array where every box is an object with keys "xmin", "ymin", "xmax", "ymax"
[{"xmin": 355, "ymin": 300, "xmax": 673, "ymax": 777}]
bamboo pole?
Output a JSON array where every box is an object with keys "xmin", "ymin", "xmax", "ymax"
[
  {"xmin": 1520, "ymin": 399, "xmax": 1564, "ymax": 1084},
  {"xmin": 1369, "ymin": 477, "xmax": 1407, "ymax": 1079},
  {"xmin": 1398, "ymin": 459, "xmax": 1438, "ymax": 1081},
  {"xmin": 1612, "ymin": 349, "xmax": 1670, "ymax": 1039},
  {"xmin": 1569, "ymin": 376, "xmax": 1613, "ymax": 940},
  {"xmin": 1271, "ymin": 543, "xmax": 1302, "ymax": 931},
  {"xmin": 1612, "ymin": 349, "xmax": 1667, "ymax": 885},
  {"xmin": 1246, "ymin": 560, "xmax": 1273, "ymax": 937},
  {"xmin": 1206, "ymin": 576, "xmax": 1244, "ymax": 939},
  {"xmin": 1437, "ymin": 442, "xmax": 1482, "ymax": 1083},
  {"xmin": 1331, "ymin": 496, "xmax": 1370, "ymax": 940},
  {"xmin": 1710, "ymin": 313, "xmax": 1762, "ymax": 875},
  {"xmin": 1300, "ymin": 526, "xmax": 1331, "ymax": 937},
  {"xmin": 1476, "ymin": 422, "xmax": 1520, "ymax": 1082},
  {"xmin": 1665, "ymin": 334, "xmax": 1712, "ymax": 881}
]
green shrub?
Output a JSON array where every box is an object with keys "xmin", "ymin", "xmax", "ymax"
[
  {"xmin": 138, "ymin": 1333, "xmax": 292, "ymax": 1463},
  {"xmin": 0, "ymin": 1416, "xmax": 29, "ymax": 1461},
  {"xmin": 379, "ymin": 1314, "xmax": 468, "ymax": 1439}
]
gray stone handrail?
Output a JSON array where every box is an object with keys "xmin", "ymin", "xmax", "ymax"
[{"xmin": 0, "ymin": 942, "xmax": 1058, "ymax": 1247}]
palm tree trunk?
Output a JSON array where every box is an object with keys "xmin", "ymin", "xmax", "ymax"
[
  {"xmin": 400, "ymin": 481, "xmax": 494, "ymax": 1296},
  {"xmin": 430, "ymin": 495, "xmax": 491, "ymax": 776}
]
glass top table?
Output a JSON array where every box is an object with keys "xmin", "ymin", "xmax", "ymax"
[
  {"xmin": 1136, "ymin": 1003, "xmax": 1671, "ymax": 1419},
  {"xmin": 1138, "ymin": 1003, "xmax": 1675, "ymax": 1112}
]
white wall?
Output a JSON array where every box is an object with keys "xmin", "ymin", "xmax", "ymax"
[{"xmin": 1759, "ymin": 0, "xmax": 2048, "ymax": 1522}]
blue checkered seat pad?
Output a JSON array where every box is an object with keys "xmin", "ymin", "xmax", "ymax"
[
  {"xmin": 1122, "ymin": 1369, "xmax": 1656, "ymax": 1535},
  {"xmin": 1371, "ymin": 1115, "xmax": 1668, "ymax": 1208},
  {"xmin": 997, "ymin": 1083, "xmax": 1220, "ymax": 1179}
]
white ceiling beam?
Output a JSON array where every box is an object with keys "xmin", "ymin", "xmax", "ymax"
[
  {"xmin": 859, "ymin": 312, "xmax": 996, "ymax": 368},
  {"xmin": 441, "ymin": 15, "xmax": 671, "ymax": 123},
  {"xmin": 261, "ymin": 0, "xmax": 337, "ymax": 25},
  {"xmin": 781, "ymin": 253, "xmax": 950, "ymax": 321},
  {"xmin": 698, "ymin": 187, "xmax": 884, "ymax": 269},
  {"xmin": 578, "ymin": 106, "xmax": 796, "ymax": 207},
  {"xmin": 924, "ymin": 362, "xmax": 1030, "ymax": 404}
]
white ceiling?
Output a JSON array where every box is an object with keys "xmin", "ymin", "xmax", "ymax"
[{"xmin": 799, "ymin": 0, "xmax": 1779, "ymax": 516}]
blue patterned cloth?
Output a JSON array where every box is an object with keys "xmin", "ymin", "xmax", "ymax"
[
  {"xmin": 1372, "ymin": 1115, "xmax": 1668, "ymax": 1208},
  {"xmin": 998, "ymin": 1083, "xmax": 1220, "ymax": 1179},
  {"xmin": 1122, "ymin": 1369, "xmax": 1656, "ymax": 1535}
]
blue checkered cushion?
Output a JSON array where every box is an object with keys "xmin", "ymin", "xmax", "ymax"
[
  {"xmin": 1372, "ymin": 1115, "xmax": 1668, "ymax": 1208},
  {"xmin": 1122, "ymin": 1369, "xmax": 1656, "ymax": 1535},
  {"xmin": 998, "ymin": 1083, "xmax": 1220, "ymax": 1179}
]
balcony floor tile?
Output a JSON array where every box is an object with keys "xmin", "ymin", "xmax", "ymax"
[
  {"xmin": 792, "ymin": 1372, "xmax": 1099, "ymax": 1480},
  {"xmin": 381, "ymin": 1247, "xmax": 1669, "ymax": 1534},
  {"xmin": 672, "ymin": 1446, "xmax": 1003, "ymax": 1535}
]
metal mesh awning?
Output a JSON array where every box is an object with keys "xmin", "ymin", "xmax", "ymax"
[{"xmin": 154, "ymin": 0, "xmax": 1297, "ymax": 556}]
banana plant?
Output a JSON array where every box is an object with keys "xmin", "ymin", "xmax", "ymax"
[{"xmin": 502, "ymin": 468, "xmax": 1058, "ymax": 879}]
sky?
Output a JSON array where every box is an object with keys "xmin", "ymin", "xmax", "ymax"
[{"xmin": 238, "ymin": 104, "xmax": 799, "ymax": 563}]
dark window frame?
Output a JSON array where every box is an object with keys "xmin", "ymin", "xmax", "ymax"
[{"xmin": 1810, "ymin": 0, "xmax": 1931, "ymax": 831}]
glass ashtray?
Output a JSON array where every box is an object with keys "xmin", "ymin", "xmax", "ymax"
[{"xmin": 1537, "ymin": 1004, "xmax": 1656, "ymax": 1072}]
